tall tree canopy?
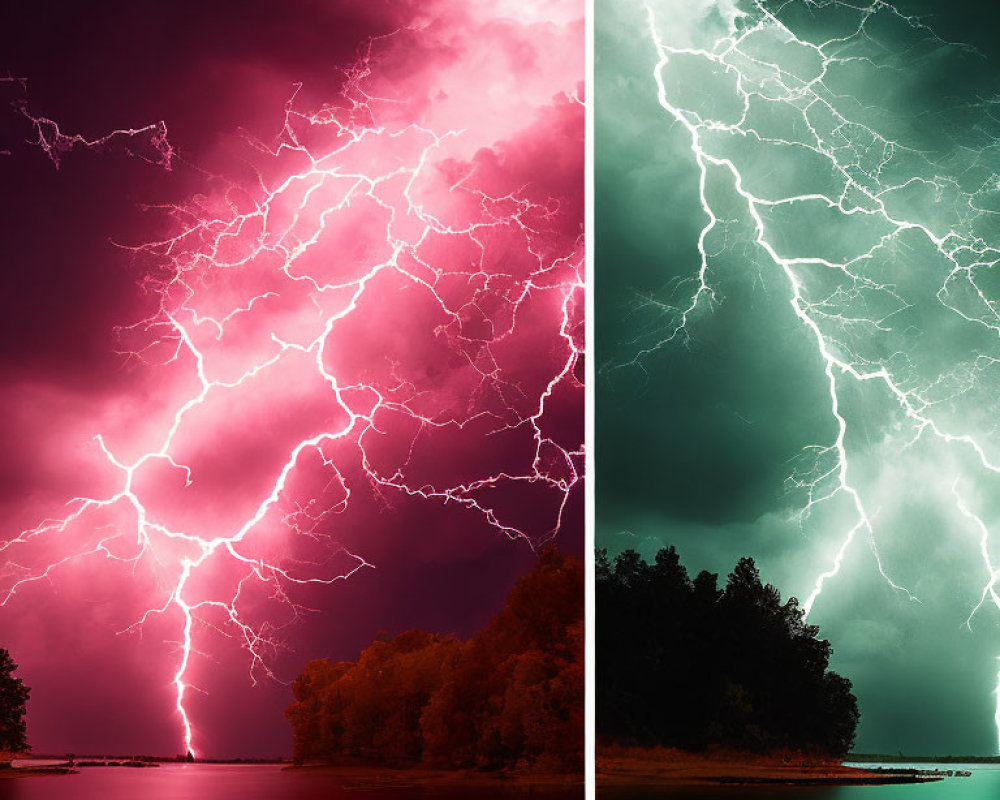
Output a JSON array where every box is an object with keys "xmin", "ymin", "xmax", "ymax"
[
  {"xmin": 0, "ymin": 649, "xmax": 29, "ymax": 757},
  {"xmin": 287, "ymin": 547, "xmax": 583, "ymax": 772},
  {"xmin": 597, "ymin": 547, "xmax": 859, "ymax": 757}
]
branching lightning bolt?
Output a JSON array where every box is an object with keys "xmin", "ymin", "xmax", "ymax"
[
  {"xmin": 631, "ymin": 0, "xmax": 1000, "ymax": 749},
  {"xmin": 1, "ymin": 35, "xmax": 583, "ymax": 756}
]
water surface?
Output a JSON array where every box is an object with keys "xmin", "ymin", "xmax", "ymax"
[
  {"xmin": 600, "ymin": 764, "xmax": 1000, "ymax": 799},
  {"xmin": 0, "ymin": 764, "xmax": 583, "ymax": 799}
]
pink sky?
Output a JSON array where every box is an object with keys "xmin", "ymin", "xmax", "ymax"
[{"xmin": 0, "ymin": 0, "xmax": 583, "ymax": 757}]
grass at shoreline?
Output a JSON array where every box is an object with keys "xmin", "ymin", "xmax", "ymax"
[{"xmin": 0, "ymin": 768, "xmax": 76, "ymax": 779}]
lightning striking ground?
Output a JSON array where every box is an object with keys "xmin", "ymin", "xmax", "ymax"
[
  {"xmin": 627, "ymin": 0, "xmax": 1000, "ymax": 751},
  {"xmin": 1, "ymin": 25, "xmax": 583, "ymax": 756}
]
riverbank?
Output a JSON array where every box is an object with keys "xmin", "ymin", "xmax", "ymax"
[{"xmin": 597, "ymin": 745, "xmax": 948, "ymax": 787}]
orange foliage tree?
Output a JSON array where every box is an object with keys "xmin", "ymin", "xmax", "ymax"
[{"xmin": 286, "ymin": 547, "xmax": 583, "ymax": 772}]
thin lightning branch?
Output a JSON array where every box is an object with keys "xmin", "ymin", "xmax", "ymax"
[{"xmin": 16, "ymin": 102, "xmax": 174, "ymax": 170}]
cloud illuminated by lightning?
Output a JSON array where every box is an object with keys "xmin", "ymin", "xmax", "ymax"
[
  {"xmin": 1, "ymin": 15, "xmax": 583, "ymax": 756},
  {"xmin": 625, "ymin": 0, "xmax": 1000, "ymax": 750}
]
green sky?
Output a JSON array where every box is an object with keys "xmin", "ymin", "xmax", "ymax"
[{"xmin": 597, "ymin": 0, "xmax": 1000, "ymax": 755}]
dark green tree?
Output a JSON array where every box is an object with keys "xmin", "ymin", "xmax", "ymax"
[
  {"xmin": 0, "ymin": 649, "xmax": 29, "ymax": 757},
  {"xmin": 596, "ymin": 547, "xmax": 860, "ymax": 757}
]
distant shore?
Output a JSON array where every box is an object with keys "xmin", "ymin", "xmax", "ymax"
[
  {"xmin": 286, "ymin": 764, "xmax": 584, "ymax": 788},
  {"xmin": 851, "ymin": 752, "xmax": 1000, "ymax": 765},
  {"xmin": 597, "ymin": 745, "xmax": 950, "ymax": 787}
]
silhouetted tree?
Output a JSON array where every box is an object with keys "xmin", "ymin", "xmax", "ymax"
[
  {"xmin": 0, "ymin": 649, "xmax": 29, "ymax": 759},
  {"xmin": 596, "ymin": 547, "xmax": 859, "ymax": 758}
]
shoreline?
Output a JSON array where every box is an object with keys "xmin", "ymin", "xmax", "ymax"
[{"xmin": 597, "ymin": 746, "xmax": 949, "ymax": 787}]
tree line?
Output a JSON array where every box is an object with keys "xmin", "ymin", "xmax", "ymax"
[
  {"xmin": 286, "ymin": 546, "xmax": 583, "ymax": 772},
  {"xmin": 597, "ymin": 547, "xmax": 859, "ymax": 756}
]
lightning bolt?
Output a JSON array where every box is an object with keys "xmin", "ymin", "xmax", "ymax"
[
  {"xmin": 626, "ymin": 0, "xmax": 1000, "ymax": 750},
  {"xmin": 1, "ymin": 29, "xmax": 583, "ymax": 756}
]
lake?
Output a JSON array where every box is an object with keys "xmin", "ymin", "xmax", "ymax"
[
  {"xmin": 0, "ymin": 764, "xmax": 584, "ymax": 799},
  {"xmin": 600, "ymin": 764, "xmax": 1000, "ymax": 798}
]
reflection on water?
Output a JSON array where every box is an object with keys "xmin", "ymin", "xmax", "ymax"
[
  {"xmin": 0, "ymin": 764, "xmax": 584, "ymax": 799},
  {"xmin": 600, "ymin": 765, "xmax": 1000, "ymax": 799},
  {"xmin": 601, "ymin": 786, "xmax": 837, "ymax": 800}
]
